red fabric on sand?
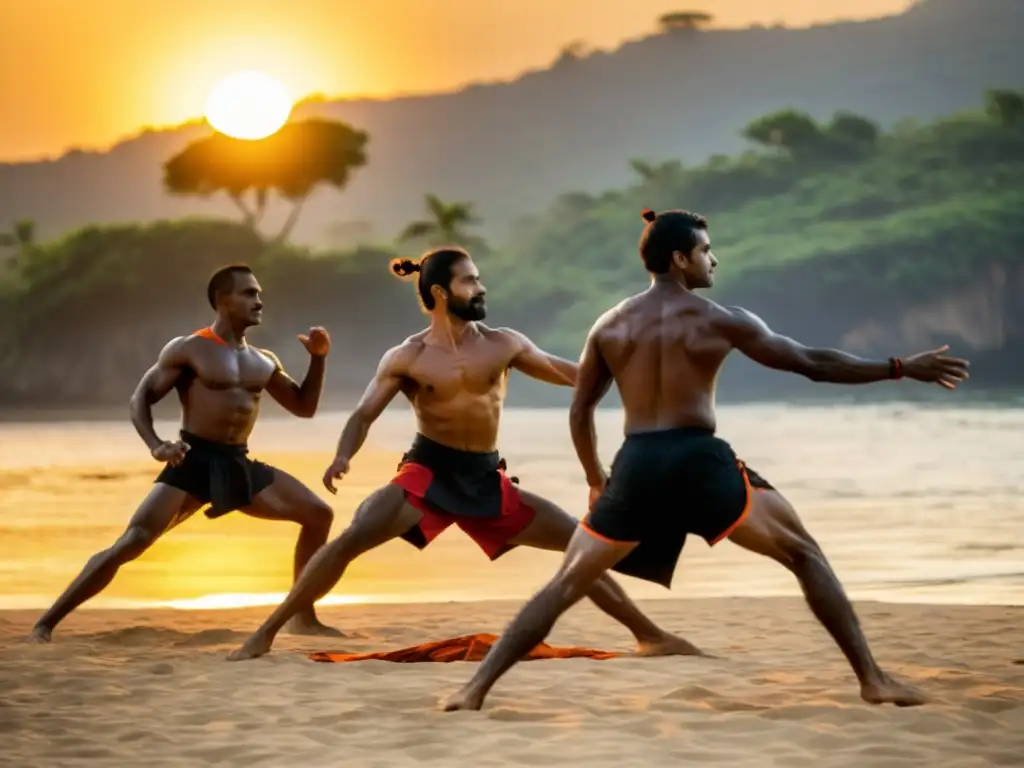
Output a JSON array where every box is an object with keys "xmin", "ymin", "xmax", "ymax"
[{"xmin": 308, "ymin": 633, "xmax": 619, "ymax": 663}]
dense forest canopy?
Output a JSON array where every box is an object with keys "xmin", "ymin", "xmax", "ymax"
[{"xmin": 1, "ymin": 89, "xmax": 1021, "ymax": 407}]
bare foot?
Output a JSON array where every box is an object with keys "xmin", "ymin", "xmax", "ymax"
[
  {"xmin": 635, "ymin": 634, "xmax": 713, "ymax": 658},
  {"xmin": 25, "ymin": 626, "xmax": 52, "ymax": 644},
  {"xmin": 283, "ymin": 616, "xmax": 345, "ymax": 637},
  {"xmin": 226, "ymin": 632, "xmax": 273, "ymax": 662},
  {"xmin": 861, "ymin": 674, "xmax": 928, "ymax": 707},
  {"xmin": 442, "ymin": 687, "xmax": 485, "ymax": 712}
]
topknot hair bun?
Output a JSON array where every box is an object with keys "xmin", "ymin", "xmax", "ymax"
[
  {"xmin": 390, "ymin": 258, "xmax": 421, "ymax": 276},
  {"xmin": 640, "ymin": 208, "xmax": 657, "ymax": 223}
]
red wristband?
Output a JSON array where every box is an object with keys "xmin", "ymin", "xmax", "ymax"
[{"xmin": 888, "ymin": 357, "xmax": 903, "ymax": 380}]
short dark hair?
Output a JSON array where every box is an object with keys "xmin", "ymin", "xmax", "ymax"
[
  {"xmin": 638, "ymin": 208, "xmax": 709, "ymax": 274},
  {"xmin": 390, "ymin": 247, "xmax": 471, "ymax": 311},
  {"xmin": 207, "ymin": 264, "xmax": 253, "ymax": 309}
]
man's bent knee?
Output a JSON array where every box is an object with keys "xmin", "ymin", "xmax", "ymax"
[{"xmin": 305, "ymin": 500, "xmax": 334, "ymax": 531}]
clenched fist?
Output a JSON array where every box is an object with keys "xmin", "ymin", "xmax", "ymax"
[
  {"xmin": 298, "ymin": 326, "xmax": 330, "ymax": 358},
  {"xmin": 152, "ymin": 440, "xmax": 190, "ymax": 467}
]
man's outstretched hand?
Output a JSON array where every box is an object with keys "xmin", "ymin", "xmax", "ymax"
[
  {"xmin": 299, "ymin": 326, "xmax": 331, "ymax": 358},
  {"xmin": 903, "ymin": 345, "xmax": 970, "ymax": 389}
]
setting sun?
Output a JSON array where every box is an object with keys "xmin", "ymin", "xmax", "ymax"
[{"xmin": 204, "ymin": 70, "xmax": 293, "ymax": 140}]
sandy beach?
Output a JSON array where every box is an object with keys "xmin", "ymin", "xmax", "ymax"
[
  {"xmin": 1, "ymin": 404, "xmax": 1023, "ymax": 765},
  {"xmin": 2, "ymin": 599, "xmax": 1023, "ymax": 767}
]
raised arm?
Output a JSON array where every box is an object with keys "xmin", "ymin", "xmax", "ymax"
[
  {"xmin": 263, "ymin": 326, "xmax": 330, "ymax": 418},
  {"xmin": 322, "ymin": 344, "xmax": 409, "ymax": 493},
  {"xmin": 721, "ymin": 307, "xmax": 969, "ymax": 388},
  {"xmin": 568, "ymin": 325, "xmax": 615, "ymax": 495},
  {"xmin": 129, "ymin": 337, "xmax": 189, "ymax": 456},
  {"xmin": 503, "ymin": 328, "xmax": 577, "ymax": 387}
]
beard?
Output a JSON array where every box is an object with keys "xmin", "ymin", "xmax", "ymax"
[{"xmin": 448, "ymin": 296, "xmax": 487, "ymax": 321}]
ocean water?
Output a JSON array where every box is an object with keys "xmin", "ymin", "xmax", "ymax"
[{"xmin": 0, "ymin": 403, "xmax": 1021, "ymax": 611}]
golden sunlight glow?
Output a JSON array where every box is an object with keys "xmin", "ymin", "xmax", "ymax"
[{"xmin": 204, "ymin": 70, "xmax": 293, "ymax": 139}]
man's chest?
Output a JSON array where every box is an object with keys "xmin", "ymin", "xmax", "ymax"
[
  {"xmin": 407, "ymin": 344, "xmax": 513, "ymax": 397},
  {"xmin": 188, "ymin": 348, "xmax": 276, "ymax": 391}
]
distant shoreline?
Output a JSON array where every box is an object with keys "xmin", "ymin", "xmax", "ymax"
[
  {"xmin": 1, "ymin": 388, "xmax": 1022, "ymax": 423},
  {"xmin": 1, "ymin": 594, "xmax": 1022, "ymax": 614}
]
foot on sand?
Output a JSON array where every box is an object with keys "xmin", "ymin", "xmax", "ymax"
[
  {"xmin": 635, "ymin": 633, "xmax": 713, "ymax": 658},
  {"xmin": 442, "ymin": 687, "xmax": 485, "ymax": 712},
  {"xmin": 861, "ymin": 674, "xmax": 928, "ymax": 707},
  {"xmin": 226, "ymin": 632, "xmax": 272, "ymax": 662},
  {"xmin": 24, "ymin": 626, "xmax": 52, "ymax": 644},
  {"xmin": 283, "ymin": 616, "xmax": 344, "ymax": 637}
]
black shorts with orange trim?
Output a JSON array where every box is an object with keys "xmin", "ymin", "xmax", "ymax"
[
  {"xmin": 391, "ymin": 434, "xmax": 535, "ymax": 560},
  {"xmin": 583, "ymin": 427, "xmax": 773, "ymax": 589}
]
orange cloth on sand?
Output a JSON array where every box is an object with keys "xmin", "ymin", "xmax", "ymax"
[{"xmin": 308, "ymin": 633, "xmax": 620, "ymax": 664}]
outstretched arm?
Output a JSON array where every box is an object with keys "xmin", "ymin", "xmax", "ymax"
[
  {"xmin": 335, "ymin": 349, "xmax": 405, "ymax": 460},
  {"xmin": 264, "ymin": 327, "xmax": 330, "ymax": 418},
  {"xmin": 504, "ymin": 328, "xmax": 577, "ymax": 387},
  {"xmin": 569, "ymin": 327, "xmax": 614, "ymax": 489},
  {"xmin": 129, "ymin": 337, "xmax": 188, "ymax": 452},
  {"xmin": 721, "ymin": 307, "xmax": 971, "ymax": 387},
  {"xmin": 322, "ymin": 345, "xmax": 409, "ymax": 493}
]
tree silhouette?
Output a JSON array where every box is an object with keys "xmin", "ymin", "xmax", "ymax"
[
  {"xmin": 659, "ymin": 11, "xmax": 714, "ymax": 32},
  {"xmin": 826, "ymin": 112, "xmax": 880, "ymax": 147},
  {"xmin": 163, "ymin": 119, "xmax": 369, "ymax": 243},
  {"xmin": 0, "ymin": 219, "xmax": 36, "ymax": 269},
  {"xmin": 398, "ymin": 194, "xmax": 486, "ymax": 250},
  {"xmin": 629, "ymin": 158, "xmax": 685, "ymax": 183},
  {"xmin": 0, "ymin": 219, "xmax": 35, "ymax": 250},
  {"xmin": 823, "ymin": 112, "xmax": 880, "ymax": 160},
  {"xmin": 553, "ymin": 40, "xmax": 590, "ymax": 68},
  {"xmin": 742, "ymin": 109, "xmax": 823, "ymax": 158},
  {"xmin": 629, "ymin": 159, "xmax": 689, "ymax": 207},
  {"xmin": 984, "ymin": 89, "xmax": 1024, "ymax": 127}
]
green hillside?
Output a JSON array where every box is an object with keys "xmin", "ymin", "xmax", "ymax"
[
  {"xmin": 489, "ymin": 98, "xmax": 1024, "ymax": 357},
  {"xmin": 1, "ymin": 92, "xmax": 1022, "ymax": 407}
]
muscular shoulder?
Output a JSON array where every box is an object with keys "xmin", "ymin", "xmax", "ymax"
[
  {"xmin": 379, "ymin": 335, "xmax": 427, "ymax": 375},
  {"xmin": 485, "ymin": 325, "xmax": 534, "ymax": 353},
  {"xmin": 588, "ymin": 301, "xmax": 634, "ymax": 344},
  {"xmin": 256, "ymin": 348, "xmax": 284, "ymax": 373},
  {"xmin": 708, "ymin": 304, "xmax": 769, "ymax": 343},
  {"xmin": 156, "ymin": 335, "xmax": 197, "ymax": 367}
]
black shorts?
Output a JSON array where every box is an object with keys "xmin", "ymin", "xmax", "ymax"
[
  {"xmin": 583, "ymin": 427, "xmax": 774, "ymax": 588},
  {"xmin": 155, "ymin": 431, "xmax": 275, "ymax": 518}
]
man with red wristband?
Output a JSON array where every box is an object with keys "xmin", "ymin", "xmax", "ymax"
[{"xmin": 445, "ymin": 208, "xmax": 970, "ymax": 713}]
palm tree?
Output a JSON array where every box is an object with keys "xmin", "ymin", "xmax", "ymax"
[
  {"xmin": 0, "ymin": 219, "xmax": 35, "ymax": 250},
  {"xmin": 0, "ymin": 220, "xmax": 36, "ymax": 269},
  {"xmin": 398, "ymin": 194, "xmax": 486, "ymax": 250},
  {"xmin": 629, "ymin": 158, "xmax": 685, "ymax": 184}
]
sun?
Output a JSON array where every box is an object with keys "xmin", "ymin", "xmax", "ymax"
[{"xmin": 204, "ymin": 71, "xmax": 293, "ymax": 140}]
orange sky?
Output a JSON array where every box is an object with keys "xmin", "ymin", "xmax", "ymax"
[{"xmin": 0, "ymin": 0, "xmax": 914, "ymax": 161}]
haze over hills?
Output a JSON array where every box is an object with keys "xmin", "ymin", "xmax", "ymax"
[{"xmin": 1, "ymin": 0, "xmax": 1021, "ymax": 246}]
